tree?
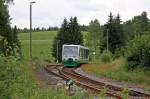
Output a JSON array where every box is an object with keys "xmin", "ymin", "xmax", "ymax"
[
  {"xmin": 125, "ymin": 34, "xmax": 150, "ymax": 70},
  {"xmin": 86, "ymin": 19, "xmax": 103, "ymax": 59},
  {"xmin": 67, "ymin": 17, "xmax": 83, "ymax": 45},
  {"xmin": 80, "ymin": 25, "xmax": 88, "ymax": 31},
  {"xmin": 0, "ymin": 0, "xmax": 21, "ymax": 57},
  {"xmin": 103, "ymin": 13, "xmax": 124, "ymax": 53},
  {"xmin": 11, "ymin": 26, "xmax": 22, "ymax": 58},
  {"xmin": 123, "ymin": 11, "xmax": 149, "ymax": 41},
  {"xmin": 114, "ymin": 14, "xmax": 124, "ymax": 50},
  {"xmin": 0, "ymin": 0, "xmax": 11, "ymax": 55},
  {"xmin": 140, "ymin": 12, "xmax": 149, "ymax": 32},
  {"xmin": 52, "ymin": 17, "xmax": 83, "ymax": 62},
  {"xmin": 52, "ymin": 18, "xmax": 68, "ymax": 62}
]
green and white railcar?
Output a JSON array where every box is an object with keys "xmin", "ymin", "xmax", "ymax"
[{"xmin": 62, "ymin": 45, "xmax": 89, "ymax": 67}]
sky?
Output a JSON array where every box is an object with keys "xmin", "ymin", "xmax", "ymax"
[{"xmin": 9, "ymin": 0, "xmax": 150, "ymax": 29}]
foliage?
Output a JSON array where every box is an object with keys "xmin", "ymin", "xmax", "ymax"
[
  {"xmin": 0, "ymin": 56, "xmax": 20, "ymax": 99},
  {"xmin": 10, "ymin": 26, "xmax": 22, "ymax": 58},
  {"xmin": 82, "ymin": 58, "xmax": 150, "ymax": 91},
  {"xmin": 125, "ymin": 34, "xmax": 150, "ymax": 70},
  {"xmin": 120, "ymin": 88, "xmax": 130, "ymax": 99},
  {"xmin": 52, "ymin": 17, "xmax": 83, "ymax": 62},
  {"xmin": 103, "ymin": 13, "xmax": 125, "ymax": 53},
  {"xmin": 123, "ymin": 11, "xmax": 149, "ymax": 41},
  {"xmin": 0, "ymin": 0, "xmax": 21, "ymax": 57},
  {"xmin": 0, "ymin": 56, "xmax": 86, "ymax": 99},
  {"xmin": 0, "ymin": 55, "xmax": 78, "ymax": 99},
  {"xmin": 86, "ymin": 19, "xmax": 103, "ymax": 60},
  {"xmin": 100, "ymin": 50, "xmax": 113, "ymax": 63},
  {"xmin": 17, "ymin": 26, "xmax": 59, "ymax": 33},
  {"xmin": 52, "ymin": 18, "xmax": 68, "ymax": 62},
  {"xmin": 80, "ymin": 25, "xmax": 88, "ymax": 31}
]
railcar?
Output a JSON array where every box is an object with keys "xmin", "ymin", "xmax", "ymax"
[{"xmin": 62, "ymin": 45, "xmax": 89, "ymax": 67}]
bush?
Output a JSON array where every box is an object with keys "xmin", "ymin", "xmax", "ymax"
[
  {"xmin": 125, "ymin": 35, "xmax": 150, "ymax": 70},
  {"xmin": 100, "ymin": 50, "xmax": 113, "ymax": 63},
  {"xmin": 0, "ymin": 56, "xmax": 20, "ymax": 99}
]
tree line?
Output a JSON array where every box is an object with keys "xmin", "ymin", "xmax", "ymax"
[
  {"xmin": 17, "ymin": 25, "xmax": 88, "ymax": 33},
  {"xmin": 87, "ymin": 11, "xmax": 149, "ymax": 55},
  {"xmin": 53, "ymin": 11, "xmax": 150, "ymax": 70},
  {"xmin": 17, "ymin": 26, "xmax": 59, "ymax": 33}
]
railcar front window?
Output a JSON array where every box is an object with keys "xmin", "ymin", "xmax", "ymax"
[{"xmin": 63, "ymin": 46, "xmax": 78, "ymax": 57}]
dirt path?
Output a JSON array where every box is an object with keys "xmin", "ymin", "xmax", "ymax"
[{"xmin": 28, "ymin": 61, "xmax": 47, "ymax": 88}]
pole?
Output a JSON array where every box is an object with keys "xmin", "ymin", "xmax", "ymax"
[
  {"xmin": 57, "ymin": 40, "xmax": 60, "ymax": 63},
  {"xmin": 29, "ymin": 2, "xmax": 35, "ymax": 60},
  {"xmin": 30, "ymin": 3, "xmax": 32, "ymax": 60},
  {"xmin": 94, "ymin": 32, "xmax": 96, "ymax": 63},
  {"xmin": 107, "ymin": 29, "xmax": 109, "ymax": 52},
  {"xmin": 57, "ymin": 41, "xmax": 58, "ymax": 63}
]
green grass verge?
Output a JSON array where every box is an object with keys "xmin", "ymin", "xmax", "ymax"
[{"xmin": 82, "ymin": 58, "xmax": 150, "ymax": 91}]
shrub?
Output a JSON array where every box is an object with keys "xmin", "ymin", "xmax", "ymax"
[
  {"xmin": 0, "ymin": 56, "xmax": 20, "ymax": 99},
  {"xmin": 100, "ymin": 50, "xmax": 113, "ymax": 63},
  {"xmin": 125, "ymin": 35, "xmax": 150, "ymax": 70}
]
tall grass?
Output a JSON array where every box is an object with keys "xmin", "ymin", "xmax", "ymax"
[{"xmin": 82, "ymin": 58, "xmax": 150, "ymax": 91}]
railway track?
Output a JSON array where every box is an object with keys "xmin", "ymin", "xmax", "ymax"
[{"xmin": 45, "ymin": 64, "xmax": 150, "ymax": 99}]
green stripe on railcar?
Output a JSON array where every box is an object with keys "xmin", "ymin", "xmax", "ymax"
[
  {"xmin": 63, "ymin": 60, "xmax": 88, "ymax": 67},
  {"xmin": 63, "ymin": 60, "xmax": 80, "ymax": 67}
]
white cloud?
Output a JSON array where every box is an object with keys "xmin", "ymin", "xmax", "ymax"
[{"xmin": 9, "ymin": 0, "xmax": 150, "ymax": 28}]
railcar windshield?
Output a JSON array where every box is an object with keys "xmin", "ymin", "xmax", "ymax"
[{"xmin": 63, "ymin": 46, "xmax": 78, "ymax": 57}]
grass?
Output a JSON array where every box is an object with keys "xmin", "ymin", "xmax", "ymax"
[
  {"xmin": 19, "ymin": 31, "xmax": 87, "ymax": 61},
  {"xmin": 82, "ymin": 58, "xmax": 150, "ymax": 91},
  {"xmin": 19, "ymin": 31, "xmax": 57, "ymax": 61},
  {"xmin": 18, "ymin": 31, "xmax": 57, "ymax": 40}
]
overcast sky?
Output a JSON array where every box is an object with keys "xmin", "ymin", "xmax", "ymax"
[{"xmin": 9, "ymin": 0, "xmax": 150, "ymax": 28}]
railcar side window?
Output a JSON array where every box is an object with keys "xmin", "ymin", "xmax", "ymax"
[
  {"xmin": 79, "ymin": 49, "xmax": 82, "ymax": 58},
  {"xmin": 85, "ymin": 50, "xmax": 87, "ymax": 59},
  {"xmin": 82, "ymin": 48, "xmax": 84, "ymax": 59}
]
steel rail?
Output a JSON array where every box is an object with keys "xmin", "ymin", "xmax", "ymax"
[{"xmin": 45, "ymin": 65, "xmax": 150, "ymax": 98}]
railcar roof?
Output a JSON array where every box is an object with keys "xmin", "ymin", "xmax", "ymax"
[{"xmin": 63, "ymin": 44, "xmax": 89, "ymax": 49}]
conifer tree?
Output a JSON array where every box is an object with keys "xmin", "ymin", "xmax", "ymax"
[
  {"xmin": 0, "ymin": 0, "xmax": 21, "ymax": 57},
  {"xmin": 11, "ymin": 26, "xmax": 22, "ymax": 57},
  {"xmin": 52, "ymin": 18, "xmax": 68, "ymax": 62},
  {"xmin": 114, "ymin": 14, "xmax": 124, "ymax": 51},
  {"xmin": 103, "ymin": 13, "xmax": 124, "ymax": 53},
  {"xmin": 52, "ymin": 17, "xmax": 83, "ymax": 62},
  {"xmin": 140, "ymin": 11, "xmax": 149, "ymax": 34},
  {"xmin": 68, "ymin": 17, "xmax": 83, "ymax": 45}
]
